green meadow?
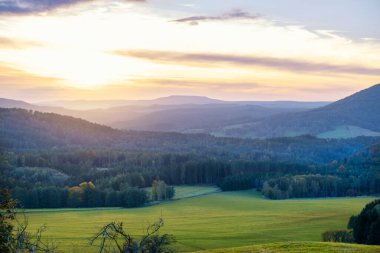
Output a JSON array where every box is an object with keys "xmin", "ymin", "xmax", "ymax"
[
  {"xmin": 195, "ymin": 242, "xmax": 380, "ymax": 253},
  {"xmin": 22, "ymin": 189, "xmax": 378, "ymax": 253},
  {"xmin": 144, "ymin": 185, "xmax": 220, "ymax": 200}
]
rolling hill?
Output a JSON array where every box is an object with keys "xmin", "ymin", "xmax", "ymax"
[
  {"xmin": 237, "ymin": 84, "xmax": 380, "ymax": 139},
  {"xmin": 37, "ymin": 96, "xmax": 329, "ymax": 110},
  {"xmin": 0, "ymin": 98, "xmax": 37, "ymax": 109},
  {"xmin": 1, "ymin": 84, "xmax": 379, "ymax": 139},
  {"xmin": 0, "ymin": 96, "xmax": 325, "ymax": 134},
  {"xmin": 1, "ymin": 107, "xmax": 379, "ymax": 164},
  {"xmin": 37, "ymin": 95, "xmax": 225, "ymax": 109},
  {"xmin": 114, "ymin": 104, "xmax": 298, "ymax": 133}
]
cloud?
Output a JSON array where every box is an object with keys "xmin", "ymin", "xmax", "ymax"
[
  {"xmin": 0, "ymin": 62, "xmax": 72, "ymax": 102},
  {"xmin": 172, "ymin": 9, "xmax": 260, "ymax": 25},
  {"xmin": 0, "ymin": 63, "xmax": 61, "ymax": 86},
  {"xmin": 0, "ymin": 0, "xmax": 87, "ymax": 14},
  {"xmin": 129, "ymin": 78, "xmax": 261, "ymax": 90},
  {"xmin": 116, "ymin": 49, "xmax": 380, "ymax": 76},
  {"xmin": 0, "ymin": 0, "xmax": 145, "ymax": 14},
  {"xmin": 361, "ymin": 38, "xmax": 380, "ymax": 41},
  {"xmin": 0, "ymin": 36, "xmax": 42, "ymax": 48}
]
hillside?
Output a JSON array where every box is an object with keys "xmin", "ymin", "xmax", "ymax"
[
  {"xmin": 116, "ymin": 104, "xmax": 296, "ymax": 133},
  {"xmin": 37, "ymin": 96, "xmax": 329, "ymax": 110},
  {"xmin": 193, "ymin": 242, "xmax": 380, "ymax": 253},
  {"xmin": 1, "ymin": 108, "xmax": 379, "ymax": 163},
  {"xmin": 0, "ymin": 108, "xmax": 121, "ymax": 149},
  {"xmin": 38, "ymin": 95, "xmax": 225, "ymax": 109},
  {"xmin": 1, "ymin": 96, "xmax": 325, "ymax": 134},
  {"xmin": 0, "ymin": 98, "xmax": 36, "ymax": 109},
  {"xmin": 26, "ymin": 84, "xmax": 378, "ymax": 139},
  {"xmin": 240, "ymin": 84, "xmax": 380, "ymax": 139}
]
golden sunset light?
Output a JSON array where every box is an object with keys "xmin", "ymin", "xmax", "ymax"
[{"xmin": 0, "ymin": 0, "xmax": 379, "ymax": 102}]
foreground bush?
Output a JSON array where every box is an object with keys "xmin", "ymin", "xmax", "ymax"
[
  {"xmin": 91, "ymin": 218, "xmax": 175, "ymax": 253},
  {"xmin": 322, "ymin": 230, "xmax": 354, "ymax": 243}
]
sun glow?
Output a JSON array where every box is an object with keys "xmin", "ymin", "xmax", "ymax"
[
  {"xmin": 1, "ymin": 45, "xmax": 156, "ymax": 88},
  {"xmin": 0, "ymin": 0, "xmax": 379, "ymax": 100},
  {"xmin": 21, "ymin": 49, "xmax": 142, "ymax": 88}
]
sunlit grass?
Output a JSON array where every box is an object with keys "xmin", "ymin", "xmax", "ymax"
[
  {"xmin": 22, "ymin": 190, "xmax": 377, "ymax": 252},
  {"xmin": 194, "ymin": 241, "xmax": 380, "ymax": 253}
]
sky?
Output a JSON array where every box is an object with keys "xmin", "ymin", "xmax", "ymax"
[{"xmin": 0, "ymin": 0, "xmax": 379, "ymax": 102}]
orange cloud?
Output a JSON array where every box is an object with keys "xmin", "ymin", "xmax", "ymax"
[
  {"xmin": 0, "ymin": 36, "xmax": 42, "ymax": 48},
  {"xmin": 115, "ymin": 49, "xmax": 380, "ymax": 76}
]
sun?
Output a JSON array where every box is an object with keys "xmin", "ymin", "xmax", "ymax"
[
  {"xmin": 29, "ymin": 49, "xmax": 134, "ymax": 88},
  {"xmin": 55, "ymin": 52, "xmax": 126, "ymax": 88},
  {"xmin": 10, "ymin": 47, "xmax": 151, "ymax": 88}
]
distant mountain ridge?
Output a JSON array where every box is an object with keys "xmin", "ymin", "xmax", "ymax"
[
  {"xmin": 0, "ymin": 95, "xmax": 328, "ymax": 136},
  {"xmin": 37, "ymin": 95, "xmax": 225, "ymax": 110},
  {"xmin": 0, "ymin": 98, "xmax": 35, "ymax": 109},
  {"xmin": 2, "ymin": 84, "xmax": 379, "ymax": 139},
  {"xmin": 244, "ymin": 83, "xmax": 380, "ymax": 138},
  {"xmin": 115, "ymin": 104, "xmax": 297, "ymax": 133},
  {"xmin": 36, "ymin": 95, "xmax": 329, "ymax": 110}
]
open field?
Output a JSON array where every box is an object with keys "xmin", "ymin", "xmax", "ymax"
[
  {"xmin": 172, "ymin": 185, "xmax": 220, "ymax": 199},
  {"xmin": 194, "ymin": 242, "xmax": 380, "ymax": 253},
  {"xmin": 22, "ymin": 190, "xmax": 378, "ymax": 252},
  {"xmin": 317, "ymin": 125, "xmax": 380, "ymax": 139},
  {"xmin": 143, "ymin": 185, "xmax": 220, "ymax": 200}
]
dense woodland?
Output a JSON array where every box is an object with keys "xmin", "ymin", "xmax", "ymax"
[
  {"xmin": 1, "ymin": 108, "xmax": 378, "ymax": 164},
  {"xmin": 0, "ymin": 108, "xmax": 380, "ymax": 208}
]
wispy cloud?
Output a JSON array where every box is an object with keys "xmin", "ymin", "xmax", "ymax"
[
  {"xmin": 172, "ymin": 9, "xmax": 260, "ymax": 25},
  {"xmin": 0, "ymin": 0, "xmax": 145, "ymax": 14},
  {"xmin": 361, "ymin": 38, "xmax": 380, "ymax": 41},
  {"xmin": 116, "ymin": 49, "xmax": 380, "ymax": 76},
  {"xmin": 0, "ymin": 62, "xmax": 71, "ymax": 102},
  {"xmin": 128, "ymin": 78, "xmax": 356, "ymax": 95},
  {"xmin": 0, "ymin": 63, "xmax": 61, "ymax": 86},
  {"xmin": 0, "ymin": 36, "xmax": 42, "ymax": 48},
  {"xmin": 130, "ymin": 78, "xmax": 261, "ymax": 90}
]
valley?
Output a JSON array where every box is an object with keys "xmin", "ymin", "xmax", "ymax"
[{"xmin": 22, "ymin": 189, "xmax": 377, "ymax": 252}]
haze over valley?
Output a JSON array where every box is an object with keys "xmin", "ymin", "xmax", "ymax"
[{"xmin": 2, "ymin": 84, "xmax": 380, "ymax": 139}]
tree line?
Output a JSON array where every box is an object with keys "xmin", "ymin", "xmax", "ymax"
[
  {"xmin": 261, "ymin": 174, "xmax": 350, "ymax": 199},
  {"xmin": 12, "ymin": 182, "xmax": 149, "ymax": 208}
]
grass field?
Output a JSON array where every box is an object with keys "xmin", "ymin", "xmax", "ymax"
[
  {"xmin": 22, "ymin": 189, "xmax": 378, "ymax": 253},
  {"xmin": 318, "ymin": 125, "xmax": 380, "ymax": 139},
  {"xmin": 143, "ymin": 185, "xmax": 220, "ymax": 200},
  {"xmin": 194, "ymin": 242, "xmax": 380, "ymax": 253},
  {"xmin": 171, "ymin": 185, "xmax": 220, "ymax": 199}
]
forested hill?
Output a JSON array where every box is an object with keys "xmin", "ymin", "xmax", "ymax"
[
  {"xmin": 245, "ymin": 83, "xmax": 380, "ymax": 138},
  {"xmin": 345, "ymin": 142, "xmax": 380, "ymax": 168},
  {"xmin": 0, "ymin": 108, "xmax": 121, "ymax": 148},
  {"xmin": 1, "ymin": 108, "xmax": 380, "ymax": 164}
]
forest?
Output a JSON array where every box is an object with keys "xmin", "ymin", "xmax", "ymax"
[
  {"xmin": 0, "ymin": 108, "xmax": 380, "ymax": 208},
  {"xmin": 1, "ymin": 142, "xmax": 379, "ymax": 208}
]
